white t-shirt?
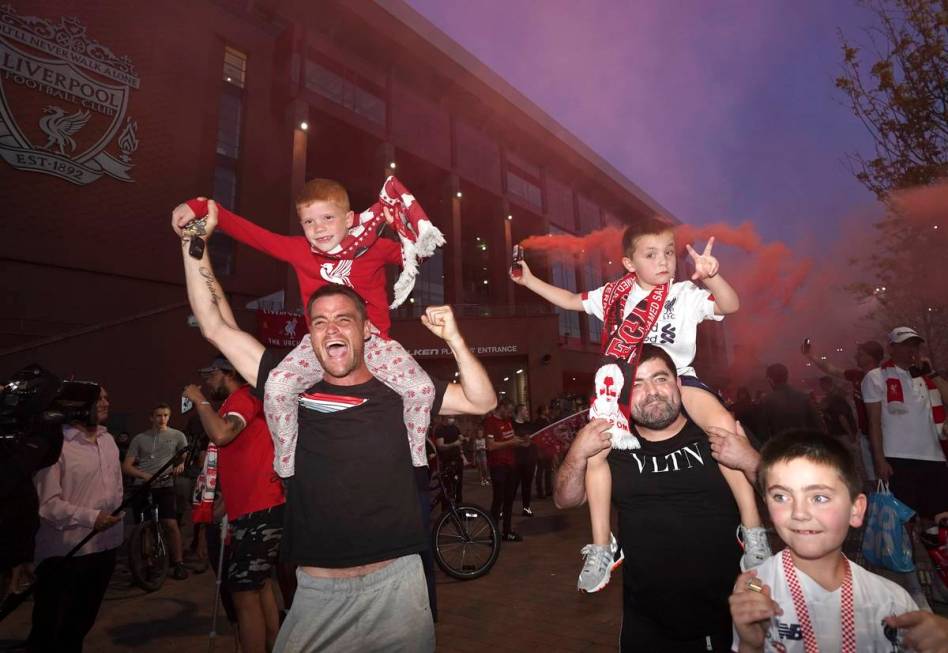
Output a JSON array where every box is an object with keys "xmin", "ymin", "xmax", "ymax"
[
  {"xmin": 581, "ymin": 280, "xmax": 722, "ymax": 377},
  {"xmin": 861, "ymin": 365, "xmax": 946, "ymax": 462},
  {"xmin": 732, "ymin": 554, "xmax": 917, "ymax": 652}
]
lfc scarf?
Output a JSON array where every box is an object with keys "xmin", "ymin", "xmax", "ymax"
[
  {"xmin": 191, "ymin": 443, "xmax": 218, "ymax": 524},
  {"xmin": 186, "ymin": 175, "xmax": 444, "ymax": 309},
  {"xmin": 880, "ymin": 360, "xmax": 945, "ymax": 426},
  {"xmin": 321, "ymin": 175, "xmax": 444, "ymax": 307},
  {"xmin": 600, "ymin": 273, "xmax": 669, "ymax": 366}
]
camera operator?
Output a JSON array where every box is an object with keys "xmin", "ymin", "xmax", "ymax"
[
  {"xmin": 28, "ymin": 386, "xmax": 124, "ymax": 652},
  {"xmin": 0, "ymin": 436, "xmax": 63, "ymax": 605}
]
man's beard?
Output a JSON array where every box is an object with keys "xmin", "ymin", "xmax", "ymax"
[
  {"xmin": 209, "ymin": 384, "xmax": 230, "ymax": 401},
  {"xmin": 632, "ymin": 395, "xmax": 680, "ymax": 430}
]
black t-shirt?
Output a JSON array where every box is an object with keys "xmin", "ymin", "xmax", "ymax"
[
  {"xmin": 608, "ymin": 418, "xmax": 741, "ymax": 640},
  {"xmin": 434, "ymin": 422, "xmax": 462, "ymax": 461},
  {"xmin": 257, "ymin": 349, "xmax": 446, "ymax": 568}
]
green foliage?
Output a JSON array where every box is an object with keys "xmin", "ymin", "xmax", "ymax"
[{"xmin": 835, "ymin": 0, "xmax": 947, "ymax": 198}]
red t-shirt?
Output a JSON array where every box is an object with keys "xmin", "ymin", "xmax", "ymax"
[
  {"xmin": 217, "ymin": 385, "xmax": 285, "ymax": 520},
  {"xmin": 484, "ymin": 414, "xmax": 516, "ymax": 467},
  {"xmin": 185, "ymin": 199, "xmax": 403, "ymax": 337},
  {"xmin": 844, "ymin": 368, "xmax": 869, "ymax": 434}
]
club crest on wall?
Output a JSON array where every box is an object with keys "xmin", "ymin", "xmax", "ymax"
[{"xmin": 0, "ymin": 5, "xmax": 140, "ymax": 185}]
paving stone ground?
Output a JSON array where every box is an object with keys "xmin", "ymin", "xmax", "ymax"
[{"xmin": 1, "ymin": 473, "xmax": 943, "ymax": 652}]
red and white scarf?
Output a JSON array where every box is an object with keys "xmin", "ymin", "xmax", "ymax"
[
  {"xmin": 191, "ymin": 443, "xmax": 218, "ymax": 524},
  {"xmin": 600, "ymin": 273, "xmax": 669, "ymax": 366},
  {"xmin": 588, "ymin": 273, "xmax": 669, "ymax": 449},
  {"xmin": 880, "ymin": 360, "xmax": 945, "ymax": 426},
  {"xmin": 322, "ymin": 175, "xmax": 444, "ymax": 307},
  {"xmin": 781, "ymin": 549, "xmax": 855, "ymax": 653}
]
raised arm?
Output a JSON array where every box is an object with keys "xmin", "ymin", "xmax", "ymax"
[
  {"xmin": 182, "ymin": 384, "xmax": 246, "ymax": 447},
  {"xmin": 686, "ymin": 238, "xmax": 739, "ymax": 315},
  {"xmin": 421, "ymin": 306, "xmax": 497, "ymax": 415},
  {"xmin": 179, "ymin": 197, "xmax": 299, "ymax": 264},
  {"xmin": 510, "ymin": 259, "xmax": 584, "ymax": 311},
  {"xmin": 175, "ymin": 208, "xmax": 265, "ymax": 387}
]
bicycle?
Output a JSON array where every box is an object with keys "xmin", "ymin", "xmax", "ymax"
[
  {"xmin": 126, "ymin": 477, "xmax": 171, "ymax": 592},
  {"xmin": 429, "ymin": 454, "xmax": 500, "ymax": 580}
]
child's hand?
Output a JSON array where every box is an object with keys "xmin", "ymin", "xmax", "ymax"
[
  {"xmin": 171, "ymin": 200, "xmax": 198, "ymax": 237},
  {"xmin": 204, "ymin": 199, "xmax": 219, "ymax": 237},
  {"xmin": 729, "ymin": 570, "xmax": 781, "ymax": 652},
  {"xmin": 686, "ymin": 237, "xmax": 719, "ymax": 281},
  {"xmin": 509, "ymin": 258, "xmax": 534, "ymax": 286}
]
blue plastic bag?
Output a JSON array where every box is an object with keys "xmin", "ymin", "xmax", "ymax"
[{"xmin": 861, "ymin": 480, "xmax": 916, "ymax": 572}]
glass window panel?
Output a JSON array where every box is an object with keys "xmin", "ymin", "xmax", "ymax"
[
  {"xmin": 216, "ymin": 93, "xmax": 242, "ymax": 159},
  {"xmin": 507, "ymin": 170, "xmax": 542, "ymax": 207},
  {"xmin": 223, "ymin": 46, "xmax": 247, "ymax": 88}
]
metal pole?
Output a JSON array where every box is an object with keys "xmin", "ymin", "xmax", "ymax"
[{"xmin": 207, "ymin": 515, "xmax": 228, "ymax": 653}]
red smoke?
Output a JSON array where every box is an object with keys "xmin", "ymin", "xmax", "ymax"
[
  {"xmin": 520, "ymin": 220, "xmax": 821, "ymax": 385},
  {"xmin": 889, "ymin": 180, "xmax": 948, "ymax": 228},
  {"xmin": 518, "ymin": 185, "xmax": 945, "ymax": 386}
]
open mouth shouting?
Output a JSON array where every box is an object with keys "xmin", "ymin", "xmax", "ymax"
[{"xmin": 323, "ymin": 338, "xmax": 349, "ymax": 361}]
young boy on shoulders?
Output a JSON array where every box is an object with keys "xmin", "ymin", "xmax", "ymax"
[
  {"xmin": 512, "ymin": 217, "xmax": 768, "ymax": 592},
  {"xmin": 172, "ymin": 177, "xmax": 443, "ymax": 478},
  {"xmin": 730, "ymin": 430, "xmax": 918, "ymax": 653}
]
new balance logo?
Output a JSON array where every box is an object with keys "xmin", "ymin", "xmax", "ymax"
[{"xmin": 777, "ymin": 622, "xmax": 803, "ymax": 640}]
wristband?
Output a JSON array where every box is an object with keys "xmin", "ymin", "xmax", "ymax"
[{"xmin": 199, "ymin": 401, "xmax": 211, "ymax": 406}]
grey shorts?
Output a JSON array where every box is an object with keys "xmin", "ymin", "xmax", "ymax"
[{"xmin": 274, "ymin": 554, "xmax": 434, "ymax": 653}]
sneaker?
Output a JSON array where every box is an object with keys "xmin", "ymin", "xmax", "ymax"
[
  {"xmin": 503, "ymin": 532, "xmax": 523, "ymax": 542},
  {"xmin": 522, "ymin": 507, "xmax": 534, "ymax": 517},
  {"xmin": 171, "ymin": 562, "xmax": 189, "ymax": 580},
  {"xmin": 737, "ymin": 525, "xmax": 772, "ymax": 570},
  {"xmin": 577, "ymin": 533, "xmax": 624, "ymax": 593}
]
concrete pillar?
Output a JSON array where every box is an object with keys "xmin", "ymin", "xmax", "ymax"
[
  {"xmin": 447, "ymin": 173, "xmax": 463, "ymax": 305},
  {"xmin": 285, "ymin": 99, "xmax": 309, "ymax": 312}
]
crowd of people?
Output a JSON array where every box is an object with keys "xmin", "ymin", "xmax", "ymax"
[{"xmin": 2, "ymin": 173, "xmax": 947, "ymax": 653}]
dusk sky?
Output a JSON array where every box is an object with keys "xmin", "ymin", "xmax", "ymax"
[
  {"xmin": 404, "ymin": 1, "xmax": 903, "ymax": 371},
  {"xmin": 405, "ymin": 0, "xmax": 883, "ymax": 249}
]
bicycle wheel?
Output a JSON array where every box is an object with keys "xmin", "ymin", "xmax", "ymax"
[
  {"xmin": 128, "ymin": 521, "xmax": 169, "ymax": 591},
  {"xmin": 432, "ymin": 503, "xmax": 500, "ymax": 580}
]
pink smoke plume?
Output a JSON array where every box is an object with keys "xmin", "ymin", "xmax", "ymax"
[
  {"xmin": 520, "ymin": 220, "xmax": 818, "ymax": 385},
  {"xmin": 889, "ymin": 180, "xmax": 948, "ymax": 227}
]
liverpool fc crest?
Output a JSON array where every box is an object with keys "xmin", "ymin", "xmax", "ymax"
[{"xmin": 0, "ymin": 6, "xmax": 140, "ymax": 184}]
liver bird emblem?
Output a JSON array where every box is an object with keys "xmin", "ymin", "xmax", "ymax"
[
  {"xmin": 39, "ymin": 106, "xmax": 91, "ymax": 155},
  {"xmin": 319, "ymin": 260, "xmax": 354, "ymax": 287}
]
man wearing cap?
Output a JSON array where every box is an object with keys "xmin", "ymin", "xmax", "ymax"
[
  {"xmin": 804, "ymin": 338, "xmax": 885, "ymax": 482},
  {"xmin": 183, "ymin": 356, "xmax": 285, "ymax": 653},
  {"xmin": 862, "ymin": 327, "xmax": 948, "ymax": 604},
  {"xmin": 123, "ymin": 402, "xmax": 189, "ymax": 579},
  {"xmin": 863, "ymin": 327, "xmax": 948, "ymax": 499}
]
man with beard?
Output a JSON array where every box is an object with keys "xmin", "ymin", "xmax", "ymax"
[
  {"xmin": 173, "ymin": 214, "xmax": 496, "ymax": 652},
  {"xmin": 555, "ymin": 344, "xmax": 746, "ymax": 652},
  {"xmin": 182, "ymin": 356, "xmax": 285, "ymax": 653}
]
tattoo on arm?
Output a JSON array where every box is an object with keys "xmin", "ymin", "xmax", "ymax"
[
  {"xmin": 225, "ymin": 414, "xmax": 246, "ymax": 436},
  {"xmin": 199, "ymin": 266, "xmax": 220, "ymax": 305}
]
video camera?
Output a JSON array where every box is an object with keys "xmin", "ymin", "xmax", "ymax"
[{"xmin": 0, "ymin": 364, "xmax": 100, "ymax": 443}]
